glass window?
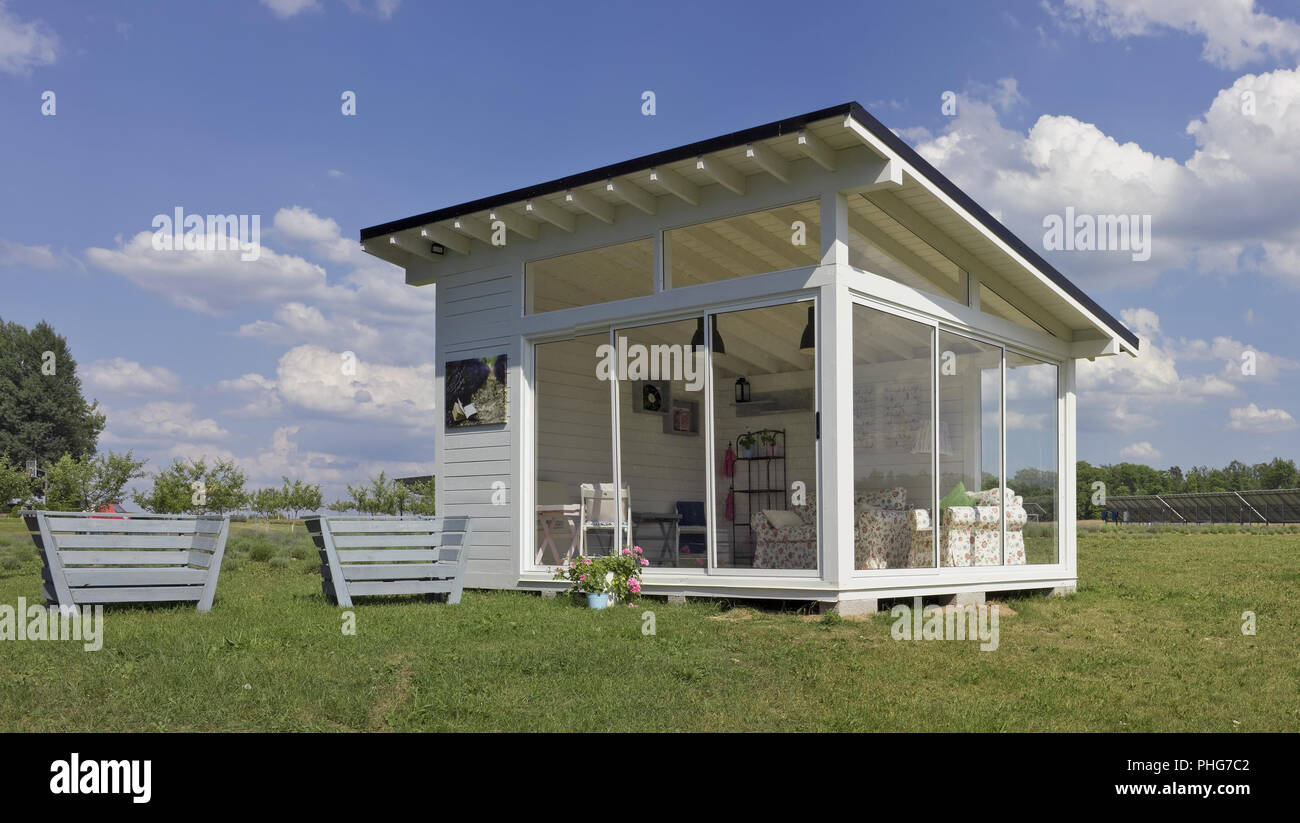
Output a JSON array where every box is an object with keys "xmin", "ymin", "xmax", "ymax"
[
  {"xmin": 848, "ymin": 196, "xmax": 965, "ymax": 302},
  {"xmin": 1006, "ymin": 353, "xmax": 1059, "ymax": 565},
  {"xmin": 533, "ymin": 334, "xmax": 618, "ymax": 564},
  {"xmin": 938, "ymin": 332, "xmax": 1002, "ymax": 565},
  {"xmin": 615, "ymin": 318, "xmax": 710, "ymax": 570},
  {"xmin": 712, "ymin": 302, "xmax": 818, "ymax": 570},
  {"xmin": 525, "ymin": 238, "xmax": 653, "ymax": 314},
  {"xmin": 852, "ymin": 303, "xmax": 934, "ymax": 569},
  {"xmin": 668, "ymin": 202, "xmax": 820, "ymax": 287},
  {"xmin": 980, "ymin": 283, "xmax": 1054, "ymax": 337}
]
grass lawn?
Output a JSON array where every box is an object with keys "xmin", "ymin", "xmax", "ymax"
[{"xmin": 0, "ymin": 516, "xmax": 1297, "ymax": 732}]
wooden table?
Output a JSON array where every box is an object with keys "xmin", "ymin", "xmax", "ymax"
[{"xmin": 535, "ymin": 504, "xmax": 581, "ymax": 565}]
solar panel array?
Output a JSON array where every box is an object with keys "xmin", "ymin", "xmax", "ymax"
[{"xmin": 1105, "ymin": 488, "xmax": 1300, "ymax": 523}]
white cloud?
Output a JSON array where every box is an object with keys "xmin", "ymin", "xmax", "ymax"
[
  {"xmin": 272, "ymin": 206, "xmax": 359, "ymax": 264},
  {"xmin": 0, "ymin": 1, "xmax": 56, "ymax": 74},
  {"xmin": 85, "ymin": 230, "xmax": 330, "ymax": 315},
  {"xmin": 220, "ymin": 347, "xmax": 436, "ymax": 428},
  {"xmin": 104, "ymin": 401, "xmax": 231, "ymax": 444},
  {"xmin": 1053, "ymin": 0, "xmax": 1300, "ymax": 69},
  {"xmin": 259, "ymin": 0, "xmax": 320, "ymax": 19},
  {"xmin": 0, "ymin": 238, "xmax": 73, "ymax": 270},
  {"xmin": 1227, "ymin": 403, "xmax": 1298, "ymax": 433},
  {"xmin": 1120, "ymin": 441, "xmax": 1161, "ymax": 459},
  {"xmin": 912, "ymin": 67, "xmax": 1300, "ymax": 290},
  {"xmin": 327, "ymin": 169, "xmax": 346, "ymax": 179},
  {"xmin": 341, "ymin": 0, "xmax": 401, "ymax": 20},
  {"xmin": 85, "ymin": 358, "xmax": 182, "ymax": 396}
]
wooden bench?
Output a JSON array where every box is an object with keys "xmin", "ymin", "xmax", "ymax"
[
  {"xmin": 305, "ymin": 515, "xmax": 473, "ymax": 607},
  {"xmin": 23, "ymin": 511, "xmax": 230, "ymax": 613}
]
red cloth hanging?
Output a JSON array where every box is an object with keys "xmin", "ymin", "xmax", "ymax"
[
  {"xmin": 723, "ymin": 443, "xmax": 736, "ymax": 478},
  {"xmin": 725, "ymin": 489, "xmax": 735, "ymax": 521}
]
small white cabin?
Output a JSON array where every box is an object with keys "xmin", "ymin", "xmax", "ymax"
[{"xmin": 360, "ymin": 102, "xmax": 1138, "ymax": 612}]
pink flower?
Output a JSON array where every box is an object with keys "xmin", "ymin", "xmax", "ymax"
[
  {"xmin": 582, "ymin": 557, "xmax": 592, "ymax": 565},
  {"xmin": 627, "ymin": 579, "xmax": 641, "ymax": 594},
  {"xmin": 640, "ymin": 559, "xmax": 649, "ymax": 566},
  {"xmin": 621, "ymin": 548, "xmax": 631, "ymax": 555},
  {"xmin": 578, "ymin": 574, "xmax": 587, "ymax": 582},
  {"xmin": 568, "ymin": 562, "xmax": 576, "ymax": 569},
  {"xmin": 633, "ymin": 546, "xmax": 643, "ymax": 553}
]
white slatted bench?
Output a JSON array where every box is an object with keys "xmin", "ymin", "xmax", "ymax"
[
  {"xmin": 305, "ymin": 515, "xmax": 473, "ymax": 607},
  {"xmin": 23, "ymin": 511, "xmax": 230, "ymax": 613}
]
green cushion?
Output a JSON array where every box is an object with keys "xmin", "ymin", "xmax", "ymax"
[{"xmin": 938, "ymin": 481, "xmax": 975, "ymax": 512}]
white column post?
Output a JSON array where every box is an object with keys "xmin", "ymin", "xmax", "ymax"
[
  {"xmin": 818, "ymin": 189, "xmax": 853, "ymax": 587},
  {"xmin": 1062, "ymin": 358, "xmax": 1078, "ymax": 577}
]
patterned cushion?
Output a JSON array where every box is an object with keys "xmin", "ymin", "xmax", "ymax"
[
  {"xmin": 939, "ymin": 506, "xmax": 977, "ymax": 567},
  {"xmin": 857, "ymin": 487, "xmax": 908, "ymax": 511},
  {"xmin": 971, "ymin": 487, "xmax": 1017, "ymax": 507}
]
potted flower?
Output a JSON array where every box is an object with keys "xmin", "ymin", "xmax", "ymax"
[
  {"xmin": 553, "ymin": 547, "xmax": 649, "ymax": 609},
  {"xmin": 737, "ymin": 432, "xmax": 757, "ymax": 459},
  {"xmin": 759, "ymin": 429, "xmax": 777, "ymax": 457}
]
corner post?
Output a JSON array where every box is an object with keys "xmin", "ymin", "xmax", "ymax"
[{"xmin": 818, "ymin": 189, "xmax": 853, "ymax": 588}]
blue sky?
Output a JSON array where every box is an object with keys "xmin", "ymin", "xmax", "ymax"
[{"xmin": 1, "ymin": 0, "xmax": 1297, "ymax": 499}]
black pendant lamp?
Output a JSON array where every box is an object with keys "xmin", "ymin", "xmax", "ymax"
[
  {"xmin": 799, "ymin": 305, "xmax": 815, "ymax": 353},
  {"xmin": 690, "ymin": 316, "xmax": 725, "ymax": 355}
]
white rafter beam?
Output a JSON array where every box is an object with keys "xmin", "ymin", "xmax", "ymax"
[
  {"xmin": 696, "ymin": 155, "xmax": 745, "ymax": 195},
  {"xmin": 605, "ymin": 178, "xmax": 656, "ymax": 215},
  {"xmin": 420, "ymin": 224, "xmax": 471, "ymax": 255},
  {"xmin": 488, "ymin": 207, "xmax": 539, "ymax": 240},
  {"xmin": 389, "ymin": 232, "xmax": 444, "ymax": 262},
  {"xmin": 745, "ymin": 142, "xmax": 790, "ymax": 183},
  {"xmin": 524, "ymin": 198, "xmax": 577, "ymax": 233},
  {"xmin": 565, "ymin": 188, "xmax": 615, "ymax": 224},
  {"xmin": 796, "ymin": 128, "xmax": 836, "ymax": 171},
  {"xmin": 450, "ymin": 215, "xmax": 493, "ymax": 245},
  {"xmin": 647, "ymin": 166, "xmax": 699, "ymax": 205}
]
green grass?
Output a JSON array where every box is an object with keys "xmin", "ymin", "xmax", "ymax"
[{"xmin": 0, "ymin": 516, "xmax": 1297, "ymax": 731}]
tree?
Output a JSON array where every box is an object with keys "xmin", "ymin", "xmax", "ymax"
[
  {"xmin": 133, "ymin": 457, "xmax": 249, "ymax": 515},
  {"xmin": 279, "ymin": 476, "xmax": 323, "ymax": 519},
  {"xmin": 406, "ymin": 476, "xmax": 436, "ymax": 516},
  {"xmin": 0, "ymin": 455, "xmax": 33, "ymax": 512},
  {"xmin": 0, "ymin": 317, "xmax": 105, "ymax": 466},
  {"xmin": 250, "ymin": 487, "xmax": 284, "ymax": 528},
  {"xmin": 41, "ymin": 451, "xmax": 147, "ymax": 511}
]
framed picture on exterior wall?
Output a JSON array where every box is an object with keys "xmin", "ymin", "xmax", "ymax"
[
  {"xmin": 446, "ymin": 354, "xmax": 507, "ymax": 428},
  {"xmin": 664, "ymin": 398, "xmax": 699, "ymax": 436},
  {"xmin": 633, "ymin": 380, "xmax": 669, "ymax": 415}
]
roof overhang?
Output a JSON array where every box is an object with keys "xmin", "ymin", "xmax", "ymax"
[{"xmin": 360, "ymin": 101, "xmax": 1138, "ymax": 354}]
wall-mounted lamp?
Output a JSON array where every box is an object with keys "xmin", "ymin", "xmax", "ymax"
[
  {"xmin": 735, "ymin": 376, "xmax": 751, "ymax": 403},
  {"xmin": 429, "ymin": 242, "xmax": 446, "ymax": 256}
]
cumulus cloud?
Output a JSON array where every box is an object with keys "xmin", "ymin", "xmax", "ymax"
[
  {"xmin": 1052, "ymin": 0, "xmax": 1300, "ymax": 69},
  {"xmin": 1227, "ymin": 403, "xmax": 1298, "ymax": 433},
  {"xmin": 1120, "ymin": 441, "xmax": 1162, "ymax": 459},
  {"xmin": 259, "ymin": 0, "xmax": 320, "ymax": 19},
  {"xmin": 0, "ymin": 238, "xmax": 77, "ymax": 270},
  {"xmin": 0, "ymin": 1, "xmax": 56, "ymax": 74},
  {"xmin": 911, "ymin": 67, "xmax": 1300, "ymax": 290},
  {"xmin": 104, "ymin": 401, "xmax": 230, "ymax": 444},
  {"xmin": 221, "ymin": 346, "xmax": 435, "ymax": 428},
  {"xmin": 85, "ymin": 358, "xmax": 182, "ymax": 396},
  {"xmin": 273, "ymin": 206, "xmax": 359, "ymax": 264}
]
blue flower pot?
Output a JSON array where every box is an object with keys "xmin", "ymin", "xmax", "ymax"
[{"xmin": 586, "ymin": 593, "xmax": 610, "ymax": 610}]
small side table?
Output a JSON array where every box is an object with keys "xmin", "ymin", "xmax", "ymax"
[
  {"xmin": 632, "ymin": 511, "xmax": 680, "ymax": 567},
  {"xmin": 535, "ymin": 504, "xmax": 581, "ymax": 565}
]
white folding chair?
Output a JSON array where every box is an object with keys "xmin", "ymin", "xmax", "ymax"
[{"xmin": 579, "ymin": 483, "xmax": 631, "ymax": 556}]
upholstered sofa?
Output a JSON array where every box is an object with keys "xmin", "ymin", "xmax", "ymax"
[
  {"xmin": 751, "ymin": 488, "xmax": 914, "ymax": 570},
  {"xmin": 909, "ymin": 488, "xmax": 1027, "ymax": 567}
]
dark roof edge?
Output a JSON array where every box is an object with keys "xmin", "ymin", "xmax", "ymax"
[
  {"xmin": 844, "ymin": 102, "xmax": 1137, "ymax": 349},
  {"xmin": 360, "ymin": 101, "xmax": 1138, "ymax": 350}
]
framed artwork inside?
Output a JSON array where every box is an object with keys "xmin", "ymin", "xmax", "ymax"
[
  {"xmin": 634, "ymin": 380, "xmax": 669, "ymax": 415},
  {"xmin": 664, "ymin": 398, "xmax": 698, "ymax": 436}
]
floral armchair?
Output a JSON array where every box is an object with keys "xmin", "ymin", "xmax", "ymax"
[
  {"xmin": 910, "ymin": 488, "xmax": 1028, "ymax": 567},
  {"xmin": 751, "ymin": 495, "xmax": 817, "ymax": 569},
  {"xmin": 854, "ymin": 488, "xmax": 911, "ymax": 569}
]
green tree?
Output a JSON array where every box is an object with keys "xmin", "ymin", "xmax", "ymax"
[
  {"xmin": 279, "ymin": 476, "xmax": 323, "ymax": 519},
  {"xmin": 0, "ymin": 455, "xmax": 34, "ymax": 512},
  {"xmin": 250, "ymin": 486, "xmax": 283, "ymax": 528},
  {"xmin": 133, "ymin": 457, "xmax": 248, "ymax": 515},
  {"xmin": 41, "ymin": 451, "xmax": 147, "ymax": 511},
  {"xmin": 406, "ymin": 476, "xmax": 436, "ymax": 516},
  {"xmin": 0, "ymin": 317, "xmax": 105, "ymax": 466}
]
